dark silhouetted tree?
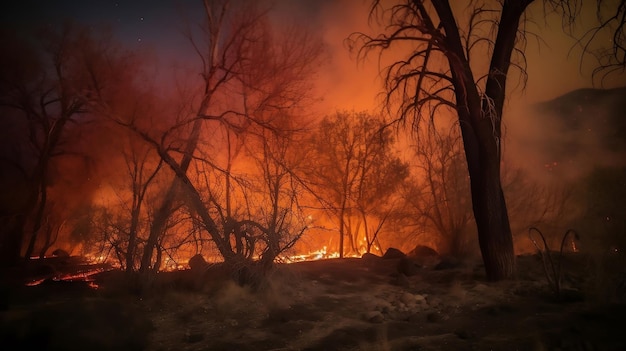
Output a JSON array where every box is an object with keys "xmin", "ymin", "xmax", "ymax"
[
  {"xmin": 349, "ymin": 0, "xmax": 626, "ymax": 280},
  {"xmin": 0, "ymin": 23, "xmax": 135, "ymax": 264},
  {"xmin": 100, "ymin": 0, "xmax": 323, "ymax": 286}
]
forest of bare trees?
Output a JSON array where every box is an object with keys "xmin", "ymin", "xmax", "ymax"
[{"xmin": 1, "ymin": 0, "xmax": 625, "ymax": 288}]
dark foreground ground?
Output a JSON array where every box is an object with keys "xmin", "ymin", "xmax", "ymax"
[{"xmin": 1, "ymin": 252, "xmax": 625, "ymax": 351}]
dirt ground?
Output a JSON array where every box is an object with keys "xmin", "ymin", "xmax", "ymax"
[{"xmin": 1, "ymin": 252, "xmax": 625, "ymax": 351}]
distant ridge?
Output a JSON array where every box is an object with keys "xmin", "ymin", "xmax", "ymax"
[
  {"xmin": 534, "ymin": 86, "xmax": 626, "ymax": 117},
  {"xmin": 519, "ymin": 86, "xmax": 626, "ymax": 180},
  {"xmin": 532, "ymin": 86, "xmax": 626, "ymax": 148}
]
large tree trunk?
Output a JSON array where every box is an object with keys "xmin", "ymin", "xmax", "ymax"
[
  {"xmin": 139, "ymin": 185, "xmax": 175, "ymax": 272},
  {"xmin": 23, "ymin": 101, "xmax": 76, "ymax": 260},
  {"xmin": 24, "ymin": 181, "xmax": 47, "ymax": 259},
  {"xmin": 457, "ymin": 111, "xmax": 515, "ymax": 281},
  {"xmin": 470, "ymin": 0, "xmax": 533, "ymax": 280},
  {"xmin": 139, "ymin": 115, "xmax": 203, "ymax": 273},
  {"xmin": 473, "ymin": 138, "xmax": 515, "ymax": 280},
  {"xmin": 432, "ymin": 0, "xmax": 533, "ymax": 280},
  {"xmin": 457, "ymin": 109, "xmax": 515, "ymax": 280},
  {"xmin": 126, "ymin": 206, "xmax": 140, "ymax": 273},
  {"xmin": 132, "ymin": 123, "xmax": 236, "ymax": 263}
]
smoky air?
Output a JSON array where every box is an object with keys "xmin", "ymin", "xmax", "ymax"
[{"xmin": 1, "ymin": 1, "xmax": 625, "ymax": 350}]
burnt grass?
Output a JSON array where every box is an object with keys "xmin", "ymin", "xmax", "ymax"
[{"xmin": 1, "ymin": 253, "xmax": 626, "ymax": 351}]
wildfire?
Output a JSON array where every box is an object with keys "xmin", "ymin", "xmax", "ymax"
[
  {"xmin": 282, "ymin": 246, "xmax": 331, "ymax": 262},
  {"xmin": 25, "ymin": 268, "xmax": 106, "ymax": 289},
  {"xmin": 23, "ymin": 254, "xmax": 113, "ymax": 288},
  {"xmin": 281, "ymin": 246, "xmax": 363, "ymax": 263},
  {"xmin": 23, "ymin": 244, "xmax": 366, "ymax": 291}
]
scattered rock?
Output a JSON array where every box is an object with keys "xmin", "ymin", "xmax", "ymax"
[
  {"xmin": 363, "ymin": 311, "xmax": 385, "ymax": 323},
  {"xmin": 383, "ymin": 247, "xmax": 406, "ymax": 259},
  {"xmin": 426, "ymin": 296, "xmax": 442, "ymax": 307},
  {"xmin": 407, "ymin": 245, "xmax": 438, "ymax": 258},
  {"xmin": 395, "ymin": 301, "xmax": 407, "ymax": 311},
  {"xmin": 51, "ymin": 249, "xmax": 70, "ymax": 258},
  {"xmin": 361, "ymin": 252, "xmax": 381, "ymax": 261},
  {"xmin": 188, "ymin": 254, "xmax": 209, "ymax": 271},
  {"xmin": 400, "ymin": 292, "xmax": 418, "ymax": 306},
  {"xmin": 397, "ymin": 257, "xmax": 421, "ymax": 276},
  {"xmin": 407, "ymin": 245, "xmax": 441, "ymax": 268},
  {"xmin": 371, "ymin": 298, "xmax": 393, "ymax": 313}
]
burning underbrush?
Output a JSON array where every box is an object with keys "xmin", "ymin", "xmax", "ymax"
[
  {"xmin": 130, "ymin": 250, "xmax": 623, "ymax": 350},
  {"xmin": 5, "ymin": 233, "xmax": 626, "ymax": 348},
  {"xmin": 1, "ymin": 255, "xmax": 114, "ymax": 289},
  {"xmin": 2, "ymin": 245, "xmax": 625, "ymax": 351}
]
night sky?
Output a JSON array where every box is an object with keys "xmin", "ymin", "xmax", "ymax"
[
  {"xmin": 3, "ymin": 1, "xmax": 201, "ymax": 67},
  {"xmin": 3, "ymin": 0, "xmax": 180, "ymax": 43},
  {"xmin": 2, "ymin": 0, "xmax": 381, "ymax": 112},
  {"xmin": 2, "ymin": 0, "xmax": 625, "ymax": 112}
]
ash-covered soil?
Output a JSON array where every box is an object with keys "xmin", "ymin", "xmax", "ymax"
[{"xmin": 2, "ymin": 252, "xmax": 625, "ymax": 351}]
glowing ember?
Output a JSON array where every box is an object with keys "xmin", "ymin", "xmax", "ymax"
[
  {"xmin": 281, "ymin": 247, "xmax": 360, "ymax": 263},
  {"xmin": 23, "ymin": 255, "xmax": 112, "ymax": 289},
  {"xmin": 25, "ymin": 268, "xmax": 107, "ymax": 289},
  {"xmin": 25, "ymin": 278, "xmax": 47, "ymax": 287}
]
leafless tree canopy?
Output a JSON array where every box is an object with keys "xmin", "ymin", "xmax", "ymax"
[
  {"xmin": 348, "ymin": 0, "xmax": 626, "ymax": 126},
  {"xmin": 346, "ymin": 0, "xmax": 626, "ymax": 280}
]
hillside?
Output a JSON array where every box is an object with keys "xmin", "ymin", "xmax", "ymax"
[{"xmin": 514, "ymin": 87, "xmax": 626, "ymax": 181}]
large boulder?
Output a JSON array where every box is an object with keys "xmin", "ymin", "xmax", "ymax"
[
  {"xmin": 51, "ymin": 248, "xmax": 70, "ymax": 258},
  {"xmin": 407, "ymin": 245, "xmax": 438, "ymax": 257},
  {"xmin": 361, "ymin": 252, "xmax": 381, "ymax": 261},
  {"xmin": 397, "ymin": 257, "xmax": 421, "ymax": 276},
  {"xmin": 406, "ymin": 245, "xmax": 441, "ymax": 268},
  {"xmin": 188, "ymin": 254, "xmax": 209, "ymax": 271},
  {"xmin": 382, "ymin": 247, "xmax": 406, "ymax": 259}
]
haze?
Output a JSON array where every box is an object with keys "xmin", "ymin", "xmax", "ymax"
[{"xmin": 1, "ymin": 0, "xmax": 624, "ymax": 267}]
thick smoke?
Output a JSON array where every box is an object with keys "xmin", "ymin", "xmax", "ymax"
[
  {"xmin": 505, "ymin": 88, "xmax": 626, "ymax": 185},
  {"xmin": 271, "ymin": 0, "xmax": 384, "ymax": 114}
]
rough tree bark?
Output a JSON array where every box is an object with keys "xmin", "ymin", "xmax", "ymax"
[
  {"xmin": 353, "ymin": 0, "xmax": 545, "ymax": 280},
  {"xmin": 431, "ymin": 0, "xmax": 533, "ymax": 280}
]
